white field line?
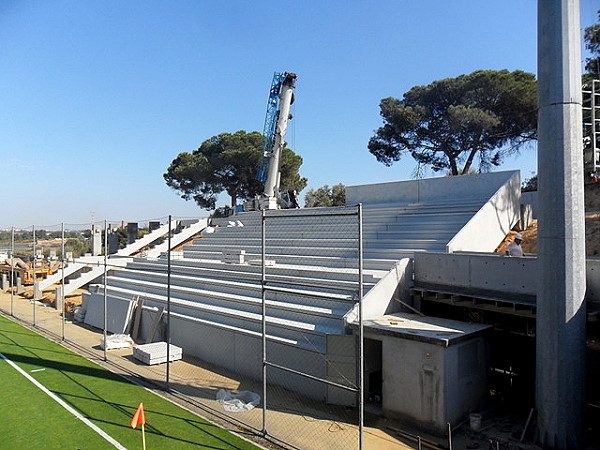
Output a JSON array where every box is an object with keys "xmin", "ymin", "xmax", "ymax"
[{"xmin": 0, "ymin": 352, "xmax": 127, "ymax": 450}]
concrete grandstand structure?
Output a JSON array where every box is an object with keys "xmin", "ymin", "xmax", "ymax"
[{"xmin": 82, "ymin": 170, "xmax": 536, "ymax": 433}]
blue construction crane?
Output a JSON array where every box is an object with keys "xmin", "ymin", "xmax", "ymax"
[{"xmin": 255, "ymin": 72, "xmax": 297, "ymax": 209}]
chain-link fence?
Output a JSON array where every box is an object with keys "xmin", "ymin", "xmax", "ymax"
[{"xmin": 0, "ymin": 208, "xmax": 368, "ymax": 450}]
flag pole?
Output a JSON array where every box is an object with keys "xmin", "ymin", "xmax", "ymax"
[
  {"xmin": 131, "ymin": 402, "xmax": 147, "ymax": 449},
  {"xmin": 141, "ymin": 423, "xmax": 146, "ymax": 450}
]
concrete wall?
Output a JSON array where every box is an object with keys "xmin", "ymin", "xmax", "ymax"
[
  {"xmin": 414, "ymin": 252, "xmax": 537, "ymax": 297},
  {"xmin": 135, "ymin": 306, "xmax": 329, "ymax": 401},
  {"xmin": 414, "ymin": 253, "xmax": 600, "ymax": 308},
  {"xmin": 344, "ymin": 259, "xmax": 412, "ymax": 324},
  {"xmin": 446, "ymin": 171, "xmax": 521, "ymax": 253},
  {"xmin": 345, "ymin": 171, "xmax": 519, "ymax": 206},
  {"xmin": 586, "ymin": 258, "xmax": 600, "ymax": 303},
  {"xmin": 367, "ymin": 330, "xmax": 488, "ymax": 435},
  {"xmin": 521, "ymin": 191, "xmax": 538, "ymax": 219}
]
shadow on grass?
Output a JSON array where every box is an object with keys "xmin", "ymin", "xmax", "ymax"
[
  {"xmin": 55, "ymin": 390, "xmax": 252, "ymax": 449},
  {"xmin": 2, "ymin": 351, "xmax": 253, "ymax": 449},
  {"xmin": 0, "ymin": 352, "xmax": 129, "ymax": 383}
]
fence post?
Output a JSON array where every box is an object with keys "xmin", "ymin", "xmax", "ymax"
[
  {"xmin": 32, "ymin": 225, "xmax": 36, "ymax": 327},
  {"xmin": 358, "ymin": 204, "xmax": 364, "ymax": 450},
  {"xmin": 10, "ymin": 227, "xmax": 14, "ymax": 316},
  {"xmin": 103, "ymin": 220, "xmax": 108, "ymax": 362},
  {"xmin": 166, "ymin": 215, "xmax": 172, "ymax": 390},
  {"xmin": 261, "ymin": 209, "xmax": 267, "ymax": 437},
  {"xmin": 61, "ymin": 223, "xmax": 65, "ymax": 340}
]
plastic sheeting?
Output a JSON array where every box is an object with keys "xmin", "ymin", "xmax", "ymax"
[{"xmin": 216, "ymin": 389, "xmax": 260, "ymax": 412}]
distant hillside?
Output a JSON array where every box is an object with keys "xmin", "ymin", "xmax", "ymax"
[{"xmin": 496, "ymin": 182, "xmax": 600, "ymax": 256}]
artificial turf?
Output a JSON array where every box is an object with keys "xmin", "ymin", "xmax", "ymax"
[{"xmin": 0, "ymin": 314, "xmax": 258, "ymax": 449}]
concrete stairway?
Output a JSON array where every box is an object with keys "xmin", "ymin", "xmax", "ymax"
[
  {"xmin": 38, "ymin": 219, "xmax": 207, "ymax": 295},
  {"xmin": 146, "ymin": 219, "xmax": 207, "ymax": 258},
  {"xmin": 38, "ymin": 262, "xmax": 87, "ymax": 291},
  {"xmin": 115, "ymin": 222, "xmax": 172, "ymax": 257}
]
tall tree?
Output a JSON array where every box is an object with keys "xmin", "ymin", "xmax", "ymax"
[
  {"xmin": 164, "ymin": 130, "xmax": 307, "ymax": 209},
  {"xmin": 304, "ymin": 183, "xmax": 345, "ymax": 207},
  {"xmin": 584, "ymin": 9, "xmax": 600, "ymax": 80},
  {"xmin": 368, "ymin": 70, "xmax": 537, "ymax": 176}
]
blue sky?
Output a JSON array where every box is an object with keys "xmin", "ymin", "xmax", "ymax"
[{"xmin": 1, "ymin": 1, "xmax": 598, "ymax": 228}]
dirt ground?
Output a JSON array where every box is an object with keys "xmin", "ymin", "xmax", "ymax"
[{"xmin": 496, "ymin": 182, "xmax": 600, "ymax": 256}]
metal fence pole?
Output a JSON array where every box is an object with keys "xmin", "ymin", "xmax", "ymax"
[
  {"xmin": 103, "ymin": 220, "xmax": 108, "ymax": 362},
  {"xmin": 61, "ymin": 222, "xmax": 65, "ymax": 340},
  {"xmin": 32, "ymin": 225, "xmax": 36, "ymax": 327},
  {"xmin": 166, "ymin": 215, "xmax": 172, "ymax": 390},
  {"xmin": 358, "ymin": 204, "xmax": 364, "ymax": 450},
  {"xmin": 10, "ymin": 227, "xmax": 14, "ymax": 316},
  {"xmin": 261, "ymin": 209, "xmax": 267, "ymax": 436}
]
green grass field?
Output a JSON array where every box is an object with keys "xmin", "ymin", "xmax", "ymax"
[{"xmin": 0, "ymin": 314, "xmax": 258, "ymax": 449}]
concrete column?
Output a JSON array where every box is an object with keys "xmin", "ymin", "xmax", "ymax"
[
  {"xmin": 107, "ymin": 230, "xmax": 119, "ymax": 254},
  {"xmin": 536, "ymin": 1, "xmax": 586, "ymax": 447},
  {"xmin": 55, "ymin": 286, "xmax": 64, "ymax": 311},
  {"xmin": 127, "ymin": 222, "xmax": 138, "ymax": 244},
  {"xmin": 16, "ymin": 277, "xmax": 23, "ymax": 294},
  {"xmin": 1, "ymin": 274, "xmax": 8, "ymax": 292},
  {"xmin": 91, "ymin": 224, "xmax": 102, "ymax": 256}
]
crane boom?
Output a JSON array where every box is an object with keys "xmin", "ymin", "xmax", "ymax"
[{"xmin": 256, "ymin": 72, "xmax": 297, "ymax": 209}]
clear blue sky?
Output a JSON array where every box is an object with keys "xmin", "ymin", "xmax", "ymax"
[{"xmin": 1, "ymin": 1, "xmax": 598, "ymax": 228}]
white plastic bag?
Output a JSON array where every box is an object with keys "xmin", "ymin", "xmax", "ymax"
[{"xmin": 216, "ymin": 389, "xmax": 260, "ymax": 412}]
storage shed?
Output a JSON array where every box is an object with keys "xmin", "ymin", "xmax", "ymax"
[{"xmin": 351, "ymin": 313, "xmax": 491, "ymax": 435}]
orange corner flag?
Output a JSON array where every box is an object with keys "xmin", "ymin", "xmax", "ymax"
[{"xmin": 131, "ymin": 402, "xmax": 146, "ymax": 428}]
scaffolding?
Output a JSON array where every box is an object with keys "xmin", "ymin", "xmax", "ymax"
[{"xmin": 583, "ymin": 79, "xmax": 600, "ymax": 179}]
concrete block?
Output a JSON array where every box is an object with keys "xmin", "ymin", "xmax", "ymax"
[
  {"xmin": 1, "ymin": 274, "xmax": 8, "ymax": 291},
  {"xmin": 133, "ymin": 341, "xmax": 182, "ymax": 365},
  {"xmin": 171, "ymin": 250, "xmax": 184, "ymax": 260},
  {"xmin": 248, "ymin": 259, "xmax": 276, "ymax": 266},
  {"xmin": 16, "ymin": 277, "xmax": 23, "ymax": 294},
  {"xmin": 223, "ymin": 249, "xmax": 245, "ymax": 264}
]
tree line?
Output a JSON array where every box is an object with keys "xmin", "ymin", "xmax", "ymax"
[{"xmin": 0, "ymin": 230, "xmax": 84, "ymax": 242}]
